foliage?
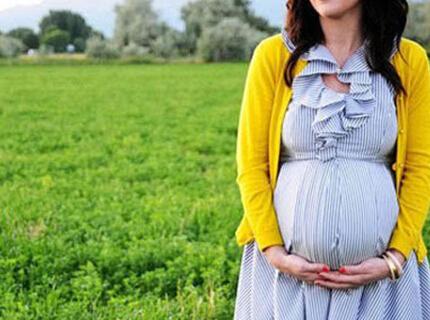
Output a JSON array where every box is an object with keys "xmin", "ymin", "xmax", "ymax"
[
  {"xmin": 40, "ymin": 27, "xmax": 71, "ymax": 53},
  {"xmin": 181, "ymin": 0, "xmax": 276, "ymax": 55},
  {"xmin": 405, "ymin": 1, "xmax": 430, "ymax": 47},
  {"xmin": 0, "ymin": 35, "xmax": 25, "ymax": 58},
  {"xmin": 113, "ymin": 0, "xmax": 160, "ymax": 48},
  {"xmin": 39, "ymin": 10, "xmax": 96, "ymax": 52},
  {"xmin": 197, "ymin": 17, "xmax": 267, "ymax": 62},
  {"xmin": 121, "ymin": 42, "xmax": 149, "ymax": 57},
  {"xmin": 85, "ymin": 36, "xmax": 121, "ymax": 59},
  {"xmin": 150, "ymin": 28, "xmax": 182, "ymax": 58},
  {"xmin": 7, "ymin": 27, "xmax": 39, "ymax": 51}
]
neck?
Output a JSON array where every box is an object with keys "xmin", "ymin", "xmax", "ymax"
[{"xmin": 319, "ymin": 6, "xmax": 364, "ymax": 57}]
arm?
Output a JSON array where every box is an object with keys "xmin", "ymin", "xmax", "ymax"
[
  {"xmin": 388, "ymin": 47, "xmax": 430, "ymax": 261},
  {"xmin": 235, "ymin": 38, "xmax": 284, "ymax": 253}
]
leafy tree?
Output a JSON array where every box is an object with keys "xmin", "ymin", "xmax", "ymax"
[
  {"xmin": 7, "ymin": 27, "xmax": 39, "ymax": 51},
  {"xmin": 40, "ymin": 28, "xmax": 70, "ymax": 53},
  {"xmin": 181, "ymin": 0, "xmax": 276, "ymax": 55},
  {"xmin": 113, "ymin": 0, "xmax": 160, "ymax": 48},
  {"xmin": 39, "ymin": 10, "xmax": 93, "ymax": 52},
  {"xmin": 181, "ymin": 0, "xmax": 241, "ymax": 54},
  {"xmin": 197, "ymin": 17, "xmax": 267, "ymax": 61},
  {"xmin": 151, "ymin": 26, "xmax": 182, "ymax": 58},
  {"xmin": 114, "ymin": 0, "xmax": 183, "ymax": 58},
  {"xmin": 233, "ymin": 0, "xmax": 278, "ymax": 34}
]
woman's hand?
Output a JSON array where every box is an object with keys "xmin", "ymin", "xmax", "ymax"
[
  {"xmin": 314, "ymin": 249, "xmax": 406, "ymax": 289},
  {"xmin": 263, "ymin": 245, "xmax": 330, "ymax": 285}
]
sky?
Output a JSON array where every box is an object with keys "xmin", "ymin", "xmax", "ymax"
[{"xmin": 0, "ymin": 0, "xmax": 286, "ymax": 37}]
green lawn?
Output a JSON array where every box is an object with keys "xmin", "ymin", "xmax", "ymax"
[{"xmin": 0, "ymin": 64, "xmax": 247, "ymax": 319}]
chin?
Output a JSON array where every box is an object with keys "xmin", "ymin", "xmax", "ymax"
[{"xmin": 310, "ymin": 0, "xmax": 362, "ymax": 19}]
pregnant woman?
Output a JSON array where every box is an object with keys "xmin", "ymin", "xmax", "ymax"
[{"xmin": 233, "ymin": 0, "xmax": 430, "ymax": 319}]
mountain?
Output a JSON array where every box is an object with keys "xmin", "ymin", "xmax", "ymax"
[{"xmin": 0, "ymin": 0, "xmax": 285, "ymax": 37}]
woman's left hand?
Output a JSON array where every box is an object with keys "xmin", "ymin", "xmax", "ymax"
[{"xmin": 314, "ymin": 249, "xmax": 406, "ymax": 289}]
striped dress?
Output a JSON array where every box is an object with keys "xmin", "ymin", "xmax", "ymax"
[{"xmin": 233, "ymin": 29, "xmax": 430, "ymax": 319}]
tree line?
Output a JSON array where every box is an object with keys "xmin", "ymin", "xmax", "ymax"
[{"xmin": 0, "ymin": 0, "xmax": 428, "ymax": 62}]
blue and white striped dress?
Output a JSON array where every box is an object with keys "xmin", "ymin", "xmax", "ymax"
[{"xmin": 233, "ymin": 29, "xmax": 430, "ymax": 319}]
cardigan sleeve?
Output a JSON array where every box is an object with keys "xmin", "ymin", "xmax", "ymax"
[
  {"xmin": 388, "ymin": 46, "xmax": 430, "ymax": 260},
  {"xmin": 235, "ymin": 38, "xmax": 285, "ymax": 253}
]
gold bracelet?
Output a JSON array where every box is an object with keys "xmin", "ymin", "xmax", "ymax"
[
  {"xmin": 384, "ymin": 251, "xmax": 404, "ymax": 278},
  {"xmin": 381, "ymin": 253, "xmax": 398, "ymax": 281}
]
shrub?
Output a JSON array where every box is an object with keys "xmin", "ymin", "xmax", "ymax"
[
  {"xmin": 85, "ymin": 36, "xmax": 121, "ymax": 59},
  {"xmin": 0, "ymin": 35, "xmax": 25, "ymax": 58},
  {"xmin": 121, "ymin": 42, "xmax": 149, "ymax": 57},
  {"xmin": 151, "ymin": 29, "xmax": 181, "ymax": 58},
  {"xmin": 197, "ymin": 17, "xmax": 267, "ymax": 62}
]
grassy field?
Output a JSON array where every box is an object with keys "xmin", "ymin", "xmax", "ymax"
[{"xmin": 0, "ymin": 63, "xmax": 247, "ymax": 319}]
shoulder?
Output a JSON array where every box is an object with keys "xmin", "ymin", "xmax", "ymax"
[
  {"xmin": 399, "ymin": 36, "xmax": 428, "ymax": 57},
  {"xmin": 395, "ymin": 36, "xmax": 429, "ymax": 71},
  {"xmin": 255, "ymin": 32, "xmax": 286, "ymax": 54},
  {"xmin": 251, "ymin": 32, "xmax": 290, "ymax": 76}
]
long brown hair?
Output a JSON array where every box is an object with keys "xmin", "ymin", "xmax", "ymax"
[{"xmin": 283, "ymin": 0, "xmax": 408, "ymax": 98}]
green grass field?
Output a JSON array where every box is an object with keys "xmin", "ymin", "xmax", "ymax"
[{"xmin": 0, "ymin": 64, "xmax": 247, "ymax": 319}]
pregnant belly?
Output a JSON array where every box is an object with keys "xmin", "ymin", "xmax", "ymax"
[{"xmin": 273, "ymin": 159, "xmax": 399, "ymax": 270}]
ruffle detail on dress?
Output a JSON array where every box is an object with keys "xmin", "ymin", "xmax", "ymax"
[
  {"xmin": 279, "ymin": 26, "xmax": 400, "ymax": 162},
  {"xmin": 291, "ymin": 56, "xmax": 376, "ymax": 162}
]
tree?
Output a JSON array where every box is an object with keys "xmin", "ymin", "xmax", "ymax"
[
  {"xmin": 7, "ymin": 27, "xmax": 39, "ymax": 51},
  {"xmin": 114, "ymin": 0, "xmax": 182, "ymax": 58},
  {"xmin": 39, "ymin": 10, "xmax": 93, "ymax": 52},
  {"xmin": 113, "ymin": 0, "xmax": 160, "ymax": 48},
  {"xmin": 151, "ymin": 25, "xmax": 182, "ymax": 58},
  {"xmin": 197, "ymin": 17, "xmax": 267, "ymax": 61},
  {"xmin": 180, "ymin": 0, "xmax": 276, "ymax": 55},
  {"xmin": 40, "ymin": 27, "xmax": 70, "ymax": 53},
  {"xmin": 181, "ymin": 0, "xmax": 241, "ymax": 54}
]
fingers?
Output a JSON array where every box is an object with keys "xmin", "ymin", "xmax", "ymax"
[
  {"xmin": 314, "ymin": 279, "xmax": 360, "ymax": 289},
  {"xmin": 339, "ymin": 263, "xmax": 368, "ymax": 275},
  {"xmin": 317, "ymin": 271, "xmax": 372, "ymax": 285},
  {"xmin": 303, "ymin": 261, "xmax": 330, "ymax": 273}
]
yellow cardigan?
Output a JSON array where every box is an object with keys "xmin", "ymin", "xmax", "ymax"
[{"xmin": 235, "ymin": 33, "xmax": 430, "ymax": 265}]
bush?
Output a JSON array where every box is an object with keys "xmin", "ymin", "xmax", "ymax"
[
  {"xmin": 41, "ymin": 28, "xmax": 71, "ymax": 53},
  {"xmin": 38, "ymin": 44, "xmax": 55, "ymax": 56},
  {"xmin": 151, "ymin": 29, "xmax": 181, "ymax": 59},
  {"xmin": 85, "ymin": 36, "xmax": 121, "ymax": 59},
  {"xmin": 0, "ymin": 35, "xmax": 25, "ymax": 58},
  {"xmin": 197, "ymin": 17, "xmax": 267, "ymax": 62},
  {"xmin": 73, "ymin": 37, "xmax": 86, "ymax": 52},
  {"xmin": 121, "ymin": 42, "xmax": 149, "ymax": 57}
]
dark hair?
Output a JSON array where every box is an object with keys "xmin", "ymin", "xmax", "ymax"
[{"xmin": 283, "ymin": 0, "xmax": 408, "ymax": 98}]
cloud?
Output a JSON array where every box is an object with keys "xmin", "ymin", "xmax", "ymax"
[{"xmin": 0, "ymin": 0, "xmax": 43, "ymax": 11}]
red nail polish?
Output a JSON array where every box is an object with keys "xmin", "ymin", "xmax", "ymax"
[
  {"xmin": 322, "ymin": 266, "xmax": 330, "ymax": 272},
  {"xmin": 339, "ymin": 267, "xmax": 346, "ymax": 273}
]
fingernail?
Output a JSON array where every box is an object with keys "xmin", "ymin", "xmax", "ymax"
[
  {"xmin": 339, "ymin": 267, "xmax": 346, "ymax": 273},
  {"xmin": 322, "ymin": 266, "xmax": 330, "ymax": 272}
]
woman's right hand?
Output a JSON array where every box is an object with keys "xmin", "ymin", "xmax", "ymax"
[{"xmin": 262, "ymin": 245, "xmax": 331, "ymax": 284}]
